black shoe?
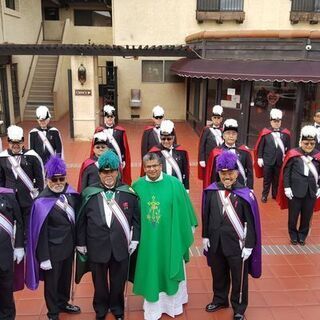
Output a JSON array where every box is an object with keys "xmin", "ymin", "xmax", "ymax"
[
  {"xmin": 272, "ymin": 194, "xmax": 277, "ymax": 199},
  {"xmin": 299, "ymin": 240, "xmax": 305, "ymax": 246},
  {"xmin": 261, "ymin": 196, "xmax": 267, "ymax": 203},
  {"xmin": 96, "ymin": 316, "xmax": 105, "ymax": 320},
  {"xmin": 290, "ymin": 239, "xmax": 298, "ymax": 245},
  {"xmin": 60, "ymin": 303, "xmax": 81, "ymax": 314},
  {"xmin": 234, "ymin": 314, "xmax": 244, "ymax": 320},
  {"xmin": 205, "ymin": 303, "xmax": 229, "ymax": 312}
]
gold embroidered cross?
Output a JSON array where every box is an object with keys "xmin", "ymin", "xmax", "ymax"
[{"xmin": 147, "ymin": 195, "xmax": 161, "ymax": 224}]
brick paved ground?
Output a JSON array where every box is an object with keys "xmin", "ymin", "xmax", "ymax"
[{"xmin": 11, "ymin": 116, "xmax": 320, "ymax": 320}]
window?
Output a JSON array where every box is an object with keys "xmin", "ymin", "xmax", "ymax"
[
  {"xmin": 142, "ymin": 60, "xmax": 183, "ymax": 83},
  {"xmin": 291, "ymin": 0, "xmax": 320, "ymax": 12},
  {"xmin": 74, "ymin": 10, "xmax": 111, "ymax": 26},
  {"xmin": 5, "ymin": 0, "xmax": 16, "ymax": 10},
  {"xmin": 197, "ymin": 0, "xmax": 244, "ymax": 12},
  {"xmin": 44, "ymin": 7, "xmax": 59, "ymax": 21}
]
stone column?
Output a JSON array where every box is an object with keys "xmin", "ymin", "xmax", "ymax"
[{"xmin": 71, "ymin": 55, "xmax": 99, "ymax": 140}]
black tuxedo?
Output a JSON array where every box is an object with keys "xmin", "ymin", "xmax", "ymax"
[
  {"xmin": 211, "ymin": 144, "xmax": 254, "ymax": 189},
  {"xmin": 0, "ymin": 149, "xmax": 44, "ymax": 232},
  {"xmin": 283, "ymin": 148, "xmax": 320, "ymax": 242},
  {"xmin": 141, "ymin": 127, "xmax": 161, "ymax": 158},
  {"xmin": 103, "ymin": 127, "xmax": 127, "ymax": 163},
  {"xmin": 0, "ymin": 192, "xmax": 23, "ymax": 320},
  {"xmin": 29, "ymin": 126, "xmax": 63, "ymax": 164},
  {"xmin": 36, "ymin": 186, "xmax": 79, "ymax": 320},
  {"xmin": 202, "ymin": 182, "xmax": 256, "ymax": 315},
  {"xmin": 151, "ymin": 144, "xmax": 189, "ymax": 190},
  {"xmin": 314, "ymin": 124, "xmax": 320, "ymax": 150},
  {"xmin": 199, "ymin": 126, "xmax": 222, "ymax": 163},
  {"xmin": 80, "ymin": 158, "xmax": 100, "ymax": 192},
  {"xmin": 258, "ymin": 128, "xmax": 290, "ymax": 198},
  {"xmin": 77, "ymin": 183, "xmax": 140, "ymax": 318}
]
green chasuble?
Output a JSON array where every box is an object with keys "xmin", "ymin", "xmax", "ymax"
[{"xmin": 132, "ymin": 173, "xmax": 198, "ymax": 302}]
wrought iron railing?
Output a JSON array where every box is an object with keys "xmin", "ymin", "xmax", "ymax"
[
  {"xmin": 197, "ymin": 0, "xmax": 244, "ymax": 11},
  {"xmin": 291, "ymin": 0, "xmax": 320, "ymax": 12}
]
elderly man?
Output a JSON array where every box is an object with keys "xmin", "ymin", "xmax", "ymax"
[
  {"xmin": 77, "ymin": 150, "xmax": 140, "ymax": 320},
  {"xmin": 0, "ymin": 187, "xmax": 24, "ymax": 320},
  {"xmin": 78, "ymin": 131, "xmax": 108, "ymax": 191},
  {"xmin": 132, "ymin": 152, "xmax": 197, "ymax": 320},
  {"xmin": 0, "ymin": 125, "xmax": 44, "ymax": 233},
  {"xmin": 198, "ymin": 105, "xmax": 224, "ymax": 180},
  {"xmin": 95, "ymin": 104, "xmax": 131, "ymax": 185},
  {"xmin": 149, "ymin": 120, "xmax": 190, "ymax": 191},
  {"xmin": 204, "ymin": 119, "xmax": 253, "ymax": 190},
  {"xmin": 29, "ymin": 105, "xmax": 63, "ymax": 164},
  {"xmin": 26, "ymin": 156, "xmax": 81, "ymax": 320},
  {"xmin": 254, "ymin": 108, "xmax": 291, "ymax": 203},
  {"xmin": 277, "ymin": 125, "xmax": 320, "ymax": 245},
  {"xmin": 202, "ymin": 151, "xmax": 261, "ymax": 320}
]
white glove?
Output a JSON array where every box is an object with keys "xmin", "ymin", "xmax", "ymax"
[
  {"xmin": 202, "ymin": 238, "xmax": 210, "ymax": 252},
  {"xmin": 129, "ymin": 240, "xmax": 139, "ymax": 255},
  {"xmin": 186, "ymin": 189, "xmax": 190, "ymax": 194},
  {"xmin": 257, "ymin": 158, "xmax": 264, "ymax": 167},
  {"xmin": 284, "ymin": 187, "xmax": 294, "ymax": 200},
  {"xmin": 317, "ymin": 188, "xmax": 320, "ymax": 199},
  {"xmin": 122, "ymin": 161, "xmax": 126, "ymax": 169},
  {"xmin": 191, "ymin": 226, "xmax": 196, "ymax": 234},
  {"xmin": 76, "ymin": 246, "xmax": 87, "ymax": 255},
  {"xmin": 241, "ymin": 248, "xmax": 253, "ymax": 261},
  {"xmin": 199, "ymin": 161, "xmax": 206, "ymax": 168},
  {"xmin": 40, "ymin": 259, "xmax": 52, "ymax": 270},
  {"xmin": 13, "ymin": 248, "xmax": 24, "ymax": 264}
]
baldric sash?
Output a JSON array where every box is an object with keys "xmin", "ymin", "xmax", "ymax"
[
  {"xmin": 161, "ymin": 150, "xmax": 183, "ymax": 182},
  {"xmin": 218, "ymin": 190, "xmax": 245, "ymax": 244},
  {"xmin": 271, "ymin": 132, "xmax": 285, "ymax": 156},
  {"xmin": 104, "ymin": 129, "xmax": 123, "ymax": 165},
  {"xmin": 209, "ymin": 128, "xmax": 223, "ymax": 146},
  {"xmin": 8, "ymin": 156, "xmax": 39, "ymax": 199},
  {"xmin": 236, "ymin": 159, "xmax": 247, "ymax": 186},
  {"xmin": 152, "ymin": 127, "xmax": 161, "ymax": 143},
  {"xmin": 101, "ymin": 193, "xmax": 130, "ymax": 246},
  {"xmin": 37, "ymin": 130, "xmax": 55, "ymax": 156},
  {"xmin": 0, "ymin": 213, "xmax": 13, "ymax": 242},
  {"xmin": 301, "ymin": 155, "xmax": 319, "ymax": 185},
  {"xmin": 55, "ymin": 195, "xmax": 75, "ymax": 224}
]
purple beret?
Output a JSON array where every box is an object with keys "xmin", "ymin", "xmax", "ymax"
[
  {"xmin": 216, "ymin": 151, "xmax": 238, "ymax": 171},
  {"xmin": 45, "ymin": 156, "xmax": 66, "ymax": 178}
]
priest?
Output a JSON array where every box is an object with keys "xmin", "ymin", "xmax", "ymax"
[{"xmin": 132, "ymin": 152, "xmax": 197, "ymax": 320}]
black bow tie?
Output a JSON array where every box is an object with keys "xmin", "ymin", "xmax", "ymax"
[
  {"xmin": 227, "ymin": 146, "xmax": 236, "ymax": 150},
  {"xmin": 106, "ymin": 126, "xmax": 113, "ymax": 129},
  {"xmin": 39, "ymin": 128, "xmax": 47, "ymax": 131},
  {"xmin": 273, "ymin": 129, "xmax": 280, "ymax": 132}
]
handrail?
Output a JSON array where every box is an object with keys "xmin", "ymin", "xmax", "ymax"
[{"xmin": 22, "ymin": 21, "xmax": 43, "ymax": 98}]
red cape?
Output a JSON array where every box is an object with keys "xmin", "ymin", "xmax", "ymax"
[
  {"xmin": 94, "ymin": 126, "xmax": 132, "ymax": 185},
  {"xmin": 143, "ymin": 145, "xmax": 190, "ymax": 179},
  {"xmin": 276, "ymin": 149, "xmax": 320, "ymax": 210},
  {"xmin": 203, "ymin": 145, "xmax": 251, "ymax": 189},
  {"xmin": 77, "ymin": 158, "xmax": 95, "ymax": 192},
  {"xmin": 254, "ymin": 128, "xmax": 291, "ymax": 178}
]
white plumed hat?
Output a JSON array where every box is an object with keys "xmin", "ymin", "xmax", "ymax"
[
  {"xmin": 36, "ymin": 105, "xmax": 51, "ymax": 120},
  {"xmin": 223, "ymin": 119, "xmax": 238, "ymax": 132},
  {"xmin": 300, "ymin": 125, "xmax": 317, "ymax": 141},
  {"xmin": 212, "ymin": 105, "xmax": 223, "ymax": 116},
  {"xmin": 160, "ymin": 120, "xmax": 175, "ymax": 135},
  {"xmin": 7, "ymin": 125, "xmax": 24, "ymax": 142},
  {"xmin": 270, "ymin": 108, "xmax": 282, "ymax": 120},
  {"xmin": 103, "ymin": 105, "xmax": 115, "ymax": 116},
  {"xmin": 152, "ymin": 105, "xmax": 164, "ymax": 117}
]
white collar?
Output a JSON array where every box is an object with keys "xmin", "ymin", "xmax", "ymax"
[{"xmin": 145, "ymin": 172, "xmax": 163, "ymax": 182}]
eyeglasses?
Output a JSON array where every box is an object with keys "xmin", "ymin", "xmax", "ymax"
[
  {"xmin": 154, "ymin": 116, "xmax": 164, "ymax": 120},
  {"xmin": 9, "ymin": 141, "xmax": 23, "ymax": 145},
  {"xmin": 302, "ymin": 141, "xmax": 316, "ymax": 146},
  {"xmin": 51, "ymin": 176, "xmax": 66, "ymax": 183},
  {"xmin": 271, "ymin": 119, "xmax": 281, "ymax": 122},
  {"xmin": 104, "ymin": 115, "xmax": 114, "ymax": 118},
  {"xmin": 95, "ymin": 145, "xmax": 107, "ymax": 150},
  {"xmin": 145, "ymin": 164, "xmax": 160, "ymax": 170},
  {"xmin": 100, "ymin": 169, "xmax": 118, "ymax": 174},
  {"xmin": 160, "ymin": 136, "xmax": 173, "ymax": 141},
  {"xmin": 212, "ymin": 116, "xmax": 222, "ymax": 119}
]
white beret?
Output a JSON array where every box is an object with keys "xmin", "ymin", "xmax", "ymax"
[
  {"xmin": 152, "ymin": 105, "xmax": 165, "ymax": 117},
  {"xmin": 7, "ymin": 125, "xmax": 23, "ymax": 141},
  {"xmin": 36, "ymin": 105, "xmax": 51, "ymax": 120},
  {"xmin": 103, "ymin": 105, "xmax": 115, "ymax": 115},
  {"xmin": 223, "ymin": 119, "xmax": 238, "ymax": 132},
  {"xmin": 270, "ymin": 108, "xmax": 282, "ymax": 120},
  {"xmin": 160, "ymin": 120, "xmax": 175, "ymax": 135},
  {"xmin": 300, "ymin": 125, "xmax": 317, "ymax": 140}
]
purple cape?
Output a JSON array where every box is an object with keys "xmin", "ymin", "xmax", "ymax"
[
  {"xmin": 203, "ymin": 183, "xmax": 262, "ymax": 278},
  {"xmin": 25, "ymin": 185, "xmax": 78, "ymax": 290},
  {"xmin": 0, "ymin": 187, "xmax": 25, "ymax": 291}
]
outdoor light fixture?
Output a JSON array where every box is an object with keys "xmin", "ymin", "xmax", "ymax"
[{"xmin": 78, "ymin": 64, "xmax": 86, "ymax": 85}]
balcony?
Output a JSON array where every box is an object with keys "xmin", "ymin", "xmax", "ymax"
[
  {"xmin": 196, "ymin": 0, "xmax": 245, "ymax": 23},
  {"xmin": 290, "ymin": 0, "xmax": 320, "ymax": 24}
]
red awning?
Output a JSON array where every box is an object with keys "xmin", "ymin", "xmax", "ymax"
[{"xmin": 170, "ymin": 58, "xmax": 320, "ymax": 83}]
